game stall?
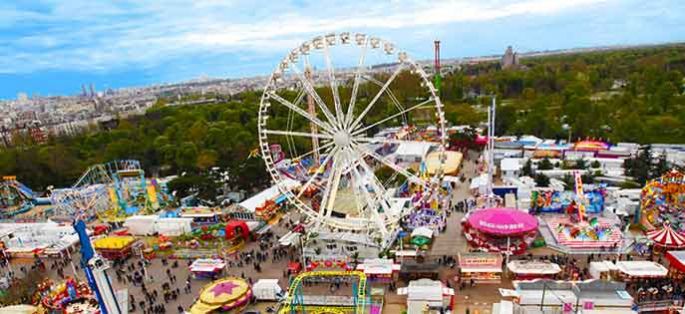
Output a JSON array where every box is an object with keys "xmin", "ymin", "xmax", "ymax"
[
  {"xmin": 190, "ymin": 259, "xmax": 227, "ymax": 280},
  {"xmin": 397, "ymin": 278, "xmax": 455, "ymax": 314},
  {"xmin": 665, "ymin": 250, "xmax": 685, "ymax": 280},
  {"xmin": 615, "ymin": 261, "xmax": 669, "ymax": 281},
  {"xmin": 457, "ymin": 252, "xmax": 503, "ymax": 283},
  {"xmin": 91, "ymin": 236, "xmax": 137, "ymax": 260},
  {"xmin": 356, "ymin": 258, "xmax": 401, "ymax": 282},
  {"xmin": 462, "ymin": 208, "xmax": 538, "ymax": 254},
  {"xmin": 189, "ymin": 277, "xmax": 253, "ymax": 314},
  {"xmin": 589, "ymin": 261, "xmax": 620, "ymax": 280},
  {"xmin": 506, "ymin": 260, "xmax": 562, "ymax": 280}
]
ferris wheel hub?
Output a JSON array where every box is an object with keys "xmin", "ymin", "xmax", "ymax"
[{"xmin": 333, "ymin": 131, "xmax": 351, "ymax": 148}]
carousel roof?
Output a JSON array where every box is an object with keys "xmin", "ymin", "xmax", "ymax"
[
  {"xmin": 467, "ymin": 208, "xmax": 538, "ymax": 236},
  {"xmin": 647, "ymin": 224, "xmax": 685, "ymax": 249}
]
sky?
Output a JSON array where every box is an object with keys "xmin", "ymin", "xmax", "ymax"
[{"xmin": 1, "ymin": 0, "xmax": 684, "ymax": 100}]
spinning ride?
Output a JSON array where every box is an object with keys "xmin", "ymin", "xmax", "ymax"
[
  {"xmin": 190, "ymin": 277, "xmax": 252, "ymax": 313},
  {"xmin": 0, "ymin": 176, "xmax": 37, "ymax": 218},
  {"xmin": 641, "ymin": 170, "xmax": 685, "ymax": 233},
  {"xmin": 258, "ymin": 32, "xmax": 446, "ymax": 251}
]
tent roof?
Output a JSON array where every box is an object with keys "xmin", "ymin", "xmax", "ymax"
[
  {"xmin": 394, "ymin": 141, "xmax": 433, "ymax": 157},
  {"xmin": 501, "ymin": 158, "xmax": 522, "ymax": 172},
  {"xmin": 239, "ymin": 178, "xmax": 300, "ymax": 212},
  {"xmin": 411, "ymin": 227, "xmax": 434, "ymax": 239},
  {"xmin": 647, "ymin": 224, "xmax": 685, "ymax": 248},
  {"xmin": 615, "ymin": 261, "xmax": 668, "ymax": 277},
  {"xmin": 466, "ymin": 208, "xmax": 538, "ymax": 236}
]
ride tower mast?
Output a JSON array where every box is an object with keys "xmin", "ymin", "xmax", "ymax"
[{"xmin": 434, "ymin": 40, "xmax": 442, "ymax": 94}]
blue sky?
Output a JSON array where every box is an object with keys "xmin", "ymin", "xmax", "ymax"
[{"xmin": 1, "ymin": 0, "xmax": 684, "ymax": 100}]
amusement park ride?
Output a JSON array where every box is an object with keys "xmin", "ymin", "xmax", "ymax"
[
  {"xmin": 0, "ymin": 176, "xmax": 51, "ymax": 218},
  {"xmin": 259, "ymin": 32, "xmax": 447, "ymax": 259},
  {"xmin": 51, "ymin": 159, "xmax": 171, "ymax": 221}
]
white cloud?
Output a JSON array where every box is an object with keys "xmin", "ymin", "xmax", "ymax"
[{"xmin": 0, "ymin": 0, "xmax": 612, "ymax": 74}]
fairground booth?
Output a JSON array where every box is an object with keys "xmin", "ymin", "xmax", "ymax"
[
  {"xmin": 356, "ymin": 258, "xmax": 401, "ymax": 283},
  {"xmin": 457, "ymin": 252, "xmax": 502, "ymax": 283},
  {"xmin": 180, "ymin": 206, "xmax": 222, "ymax": 226},
  {"xmin": 615, "ymin": 261, "xmax": 669, "ymax": 281},
  {"xmin": 234, "ymin": 178, "xmax": 300, "ymax": 222},
  {"xmin": 665, "ymin": 250, "xmax": 685, "ymax": 281},
  {"xmin": 506, "ymin": 260, "xmax": 561, "ymax": 280},
  {"xmin": 397, "ymin": 278, "xmax": 455, "ymax": 314},
  {"xmin": 92, "ymin": 236, "xmax": 137, "ymax": 260},
  {"xmin": 189, "ymin": 259, "xmax": 226, "ymax": 280},
  {"xmin": 616, "ymin": 261, "xmax": 679, "ymax": 312},
  {"xmin": 462, "ymin": 208, "xmax": 538, "ymax": 254}
]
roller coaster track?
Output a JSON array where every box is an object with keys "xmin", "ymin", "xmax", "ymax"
[{"xmin": 280, "ymin": 271, "xmax": 368, "ymax": 314}]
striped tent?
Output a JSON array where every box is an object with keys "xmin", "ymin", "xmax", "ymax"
[{"xmin": 647, "ymin": 223, "xmax": 685, "ymax": 249}]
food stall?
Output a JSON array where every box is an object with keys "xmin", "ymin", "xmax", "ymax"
[
  {"xmin": 189, "ymin": 259, "xmax": 226, "ymax": 280},
  {"xmin": 507, "ymin": 260, "xmax": 561, "ymax": 280},
  {"xmin": 457, "ymin": 252, "xmax": 502, "ymax": 283},
  {"xmin": 589, "ymin": 261, "xmax": 620, "ymax": 280},
  {"xmin": 615, "ymin": 261, "xmax": 668, "ymax": 281},
  {"xmin": 356, "ymin": 258, "xmax": 401, "ymax": 282},
  {"xmin": 189, "ymin": 277, "xmax": 252, "ymax": 314},
  {"xmin": 91, "ymin": 236, "xmax": 137, "ymax": 260},
  {"xmin": 665, "ymin": 250, "xmax": 685, "ymax": 280}
]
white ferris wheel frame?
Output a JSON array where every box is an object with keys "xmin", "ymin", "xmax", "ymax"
[{"xmin": 258, "ymin": 32, "xmax": 447, "ymax": 238}]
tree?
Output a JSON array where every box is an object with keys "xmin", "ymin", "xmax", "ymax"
[
  {"xmin": 538, "ymin": 157, "xmax": 553, "ymax": 170},
  {"xmin": 534, "ymin": 173, "xmax": 550, "ymax": 187},
  {"xmin": 522, "ymin": 159, "xmax": 533, "ymax": 177},
  {"xmin": 652, "ymin": 152, "xmax": 669, "ymax": 178},
  {"xmin": 625, "ymin": 145, "xmax": 652, "ymax": 185},
  {"xmin": 591, "ymin": 160, "xmax": 601, "ymax": 169},
  {"xmin": 176, "ymin": 142, "xmax": 199, "ymax": 170},
  {"xmin": 575, "ymin": 158, "xmax": 587, "ymax": 170},
  {"xmin": 196, "ymin": 149, "xmax": 219, "ymax": 170}
]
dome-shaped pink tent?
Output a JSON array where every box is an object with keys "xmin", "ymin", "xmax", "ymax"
[{"xmin": 467, "ymin": 207, "xmax": 538, "ymax": 236}]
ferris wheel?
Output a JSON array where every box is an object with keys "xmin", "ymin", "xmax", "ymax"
[{"xmin": 259, "ymin": 32, "xmax": 447, "ymax": 244}]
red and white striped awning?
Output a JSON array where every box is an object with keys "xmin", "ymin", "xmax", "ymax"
[{"xmin": 647, "ymin": 224, "xmax": 685, "ymax": 249}]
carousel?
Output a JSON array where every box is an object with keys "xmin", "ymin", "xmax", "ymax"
[
  {"xmin": 641, "ymin": 169, "xmax": 685, "ymax": 233},
  {"xmin": 646, "ymin": 222, "xmax": 685, "ymax": 250},
  {"xmin": 461, "ymin": 208, "xmax": 538, "ymax": 254},
  {"xmin": 189, "ymin": 277, "xmax": 252, "ymax": 314}
]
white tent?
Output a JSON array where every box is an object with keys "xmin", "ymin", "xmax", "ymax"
[
  {"xmin": 411, "ymin": 227, "xmax": 434, "ymax": 239},
  {"xmin": 239, "ymin": 178, "xmax": 300, "ymax": 213},
  {"xmin": 615, "ymin": 261, "xmax": 668, "ymax": 278},
  {"xmin": 397, "ymin": 278, "xmax": 454, "ymax": 314},
  {"xmin": 252, "ymin": 279, "xmax": 283, "ymax": 301},
  {"xmin": 124, "ymin": 215, "xmax": 193, "ymax": 236}
]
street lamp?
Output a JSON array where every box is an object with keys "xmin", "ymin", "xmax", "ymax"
[{"xmin": 562, "ymin": 123, "xmax": 572, "ymax": 144}]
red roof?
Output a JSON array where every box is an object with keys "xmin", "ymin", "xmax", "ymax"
[{"xmin": 647, "ymin": 224, "xmax": 685, "ymax": 249}]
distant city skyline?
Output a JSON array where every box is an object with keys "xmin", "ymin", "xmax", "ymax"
[{"xmin": 1, "ymin": 0, "xmax": 684, "ymax": 100}]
